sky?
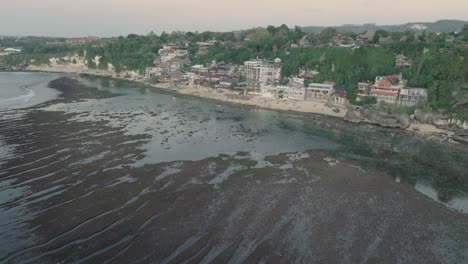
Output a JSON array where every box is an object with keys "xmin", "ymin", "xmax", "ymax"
[{"xmin": 0, "ymin": 0, "xmax": 467, "ymax": 37}]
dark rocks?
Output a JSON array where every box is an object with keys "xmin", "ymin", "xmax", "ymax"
[
  {"xmin": 453, "ymin": 130, "xmax": 468, "ymax": 144},
  {"xmin": 344, "ymin": 107, "xmax": 411, "ymax": 129}
]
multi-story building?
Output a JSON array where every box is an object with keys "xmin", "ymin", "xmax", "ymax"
[
  {"xmin": 398, "ymin": 87, "xmax": 428, "ymax": 107},
  {"xmin": 356, "ymin": 82, "xmax": 371, "ymax": 101},
  {"xmin": 158, "ymin": 44, "xmax": 188, "ymax": 62},
  {"xmin": 368, "ymin": 75, "xmax": 406, "ymax": 104},
  {"xmin": 304, "ymin": 82, "xmax": 335, "ymax": 101},
  {"xmin": 357, "ymin": 74, "xmax": 428, "ymax": 106},
  {"xmin": 395, "ymin": 54, "xmax": 413, "ymax": 67},
  {"xmin": 244, "ymin": 58, "xmax": 282, "ymax": 85}
]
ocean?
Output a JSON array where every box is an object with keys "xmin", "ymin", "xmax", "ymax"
[{"xmin": 0, "ymin": 72, "xmax": 467, "ymax": 263}]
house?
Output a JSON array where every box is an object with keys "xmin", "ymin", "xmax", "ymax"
[
  {"xmin": 357, "ymin": 30, "xmax": 375, "ymax": 44},
  {"xmin": 331, "ymin": 34, "xmax": 344, "ymax": 45},
  {"xmin": 218, "ymin": 78, "xmax": 237, "ymax": 88},
  {"xmin": 145, "ymin": 67, "xmax": 160, "ymax": 79},
  {"xmin": 158, "ymin": 44, "xmax": 189, "ymax": 62},
  {"xmin": 292, "ymin": 77, "xmax": 305, "ymax": 86},
  {"xmin": 169, "ymin": 71, "xmax": 185, "ymax": 84},
  {"xmin": 183, "ymin": 72, "xmax": 200, "ymax": 85},
  {"xmin": 398, "ymin": 87, "xmax": 428, "ymax": 107},
  {"xmin": 298, "ymin": 67, "xmax": 317, "ymax": 79},
  {"xmin": 358, "ymin": 74, "xmax": 428, "ymax": 106},
  {"xmin": 370, "ymin": 74, "xmax": 406, "ymax": 104},
  {"xmin": 4, "ymin": 48, "xmax": 22, "ymax": 54},
  {"xmin": 282, "ymin": 87, "xmax": 306, "ymax": 101},
  {"xmin": 446, "ymin": 36, "xmax": 456, "ymax": 44},
  {"xmin": 395, "ymin": 54, "xmax": 413, "ymax": 67},
  {"xmin": 304, "ymin": 82, "xmax": 335, "ymax": 101},
  {"xmin": 191, "ymin": 65, "xmax": 209, "ymax": 74},
  {"xmin": 196, "ymin": 40, "xmax": 216, "ymax": 55},
  {"xmin": 244, "ymin": 58, "xmax": 282, "ymax": 85},
  {"xmin": 356, "ymin": 82, "xmax": 371, "ymax": 101},
  {"xmin": 332, "ymin": 85, "xmax": 348, "ymax": 105}
]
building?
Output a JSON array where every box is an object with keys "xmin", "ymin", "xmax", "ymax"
[
  {"xmin": 304, "ymin": 82, "xmax": 335, "ymax": 101},
  {"xmin": 370, "ymin": 74, "xmax": 406, "ymax": 104},
  {"xmin": 357, "ymin": 30, "xmax": 375, "ymax": 44},
  {"xmin": 244, "ymin": 58, "xmax": 282, "ymax": 85},
  {"xmin": 218, "ymin": 78, "xmax": 237, "ymax": 88},
  {"xmin": 158, "ymin": 44, "xmax": 188, "ymax": 62},
  {"xmin": 331, "ymin": 85, "xmax": 348, "ymax": 106},
  {"xmin": 191, "ymin": 65, "xmax": 209, "ymax": 74},
  {"xmin": 395, "ymin": 54, "xmax": 413, "ymax": 67},
  {"xmin": 4, "ymin": 48, "xmax": 22, "ymax": 54},
  {"xmin": 358, "ymin": 75, "xmax": 428, "ymax": 106},
  {"xmin": 398, "ymin": 87, "xmax": 428, "ymax": 107},
  {"xmin": 66, "ymin": 36, "xmax": 99, "ymax": 44},
  {"xmin": 356, "ymin": 82, "xmax": 371, "ymax": 101}
]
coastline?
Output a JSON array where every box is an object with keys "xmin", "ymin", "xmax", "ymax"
[{"xmin": 24, "ymin": 64, "xmax": 455, "ymax": 140}]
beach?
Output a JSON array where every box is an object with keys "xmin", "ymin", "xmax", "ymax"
[{"xmin": 26, "ymin": 64, "xmax": 452, "ymax": 138}]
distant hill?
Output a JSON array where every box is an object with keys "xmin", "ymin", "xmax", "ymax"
[{"xmin": 301, "ymin": 19, "xmax": 468, "ymax": 34}]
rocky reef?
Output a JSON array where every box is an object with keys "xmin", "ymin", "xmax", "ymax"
[{"xmin": 344, "ymin": 106, "xmax": 411, "ymax": 129}]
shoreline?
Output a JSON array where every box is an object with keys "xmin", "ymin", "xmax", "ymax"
[{"xmin": 22, "ymin": 65, "xmax": 456, "ymax": 140}]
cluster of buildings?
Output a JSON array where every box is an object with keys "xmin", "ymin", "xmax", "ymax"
[
  {"xmin": 157, "ymin": 44, "xmax": 189, "ymax": 62},
  {"xmin": 357, "ymin": 74, "xmax": 428, "ymax": 106},
  {"xmin": 142, "ymin": 40, "xmax": 428, "ymax": 108},
  {"xmin": 66, "ymin": 36, "xmax": 99, "ymax": 45}
]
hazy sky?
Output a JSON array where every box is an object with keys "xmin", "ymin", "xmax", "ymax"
[{"xmin": 1, "ymin": 0, "xmax": 467, "ymax": 37}]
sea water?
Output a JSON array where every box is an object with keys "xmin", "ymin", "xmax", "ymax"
[{"xmin": 0, "ymin": 72, "xmax": 61, "ymax": 111}]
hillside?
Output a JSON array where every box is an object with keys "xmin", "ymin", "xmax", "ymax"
[{"xmin": 302, "ymin": 19, "xmax": 468, "ymax": 34}]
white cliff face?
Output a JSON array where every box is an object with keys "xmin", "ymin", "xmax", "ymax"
[
  {"xmin": 93, "ymin": 55, "xmax": 102, "ymax": 67},
  {"xmin": 29, "ymin": 51, "xmax": 147, "ymax": 80}
]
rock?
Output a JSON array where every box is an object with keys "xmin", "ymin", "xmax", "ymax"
[
  {"xmin": 344, "ymin": 107, "xmax": 410, "ymax": 129},
  {"xmin": 396, "ymin": 114, "xmax": 411, "ymax": 129},
  {"xmin": 344, "ymin": 108, "xmax": 361, "ymax": 123},
  {"xmin": 453, "ymin": 134, "xmax": 468, "ymax": 144},
  {"xmin": 414, "ymin": 109, "xmax": 438, "ymax": 123}
]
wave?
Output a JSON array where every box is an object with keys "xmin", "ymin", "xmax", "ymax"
[{"xmin": 0, "ymin": 87, "xmax": 36, "ymax": 104}]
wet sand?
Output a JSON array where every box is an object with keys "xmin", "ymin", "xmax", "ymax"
[{"xmin": 1, "ymin": 76, "xmax": 468, "ymax": 263}]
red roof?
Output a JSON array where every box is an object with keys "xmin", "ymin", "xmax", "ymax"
[
  {"xmin": 370, "ymin": 90, "xmax": 398, "ymax": 96},
  {"xmin": 380, "ymin": 75, "xmax": 401, "ymax": 85}
]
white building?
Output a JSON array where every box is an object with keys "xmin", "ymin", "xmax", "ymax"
[
  {"xmin": 4, "ymin": 48, "xmax": 22, "ymax": 54},
  {"xmin": 244, "ymin": 58, "xmax": 282, "ymax": 85},
  {"xmin": 305, "ymin": 83, "xmax": 335, "ymax": 101},
  {"xmin": 158, "ymin": 45, "xmax": 188, "ymax": 62},
  {"xmin": 398, "ymin": 87, "xmax": 428, "ymax": 107}
]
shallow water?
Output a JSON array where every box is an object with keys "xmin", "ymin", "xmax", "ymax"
[
  {"xmin": 0, "ymin": 73, "xmax": 467, "ymax": 263},
  {"xmin": 0, "ymin": 72, "xmax": 60, "ymax": 111}
]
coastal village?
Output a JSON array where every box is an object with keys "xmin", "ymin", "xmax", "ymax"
[
  {"xmin": 140, "ymin": 39, "xmax": 428, "ymax": 109},
  {"xmin": 2, "ymin": 26, "xmax": 467, "ymax": 135}
]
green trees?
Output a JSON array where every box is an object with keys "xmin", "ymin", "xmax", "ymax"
[
  {"xmin": 461, "ymin": 25, "xmax": 468, "ymax": 42},
  {"xmin": 0, "ymin": 27, "xmax": 466, "ymax": 120},
  {"xmin": 373, "ymin": 30, "xmax": 389, "ymax": 43}
]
